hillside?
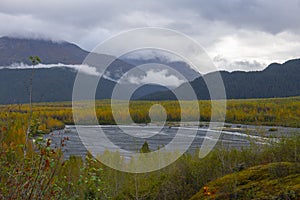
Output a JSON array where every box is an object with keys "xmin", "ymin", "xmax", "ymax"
[
  {"xmin": 0, "ymin": 36, "xmax": 89, "ymax": 65},
  {"xmin": 122, "ymin": 57, "xmax": 200, "ymax": 81},
  {"xmin": 0, "ymin": 36, "xmax": 300, "ymax": 103},
  {"xmin": 141, "ymin": 59, "xmax": 300, "ymax": 100},
  {"xmin": 0, "ymin": 37, "xmax": 174, "ymax": 104},
  {"xmin": 190, "ymin": 162, "xmax": 300, "ymax": 200},
  {"xmin": 0, "ymin": 67, "xmax": 172, "ymax": 104},
  {"xmin": 0, "ymin": 37, "xmax": 199, "ymax": 82},
  {"xmin": 0, "ymin": 67, "xmax": 117, "ymax": 104}
]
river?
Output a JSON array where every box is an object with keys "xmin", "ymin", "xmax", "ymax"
[{"xmin": 47, "ymin": 123, "xmax": 299, "ymax": 159}]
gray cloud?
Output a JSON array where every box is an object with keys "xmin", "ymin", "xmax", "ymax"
[
  {"xmin": 213, "ymin": 55, "xmax": 266, "ymax": 72},
  {"xmin": 0, "ymin": 62, "xmax": 100, "ymax": 76},
  {"xmin": 180, "ymin": 0, "xmax": 300, "ymax": 34},
  {"xmin": 0, "ymin": 0, "xmax": 299, "ymax": 71},
  {"xmin": 124, "ymin": 69, "xmax": 185, "ymax": 87}
]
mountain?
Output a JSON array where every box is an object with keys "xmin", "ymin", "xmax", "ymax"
[
  {"xmin": 1, "ymin": 36, "xmax": 300, "ymax": 104},
  {"xmin": 0, "ymin": 67, "xmax": 109, "ymax": 104},
  {"xmin": 140, "ymin": 58, "xmax": 300, "ymax": 100},
  {"xmin": 0, "ymin": 36, "xmax": 140, "ymax": 78},
  {"xmin": 0, "ymin": 37, "xmax": 199, "ymax": 81},
  {"xmin": 0, "ymin": 67, "xmax": 172, "ymax": 104},
  {"xmin": 122, "ymin": 57, "xmax": 200, "ymax": 81},
  {"xmin": 0, "ymin": 36, "xmax": 206, "ymax": 104},
  {"xmin": 0, "ymin": 36, "xmax": 89, "ymax": 65},
  {"xmin": 0, "ymin": 37, "xmax": 183, "ymax": 104}
]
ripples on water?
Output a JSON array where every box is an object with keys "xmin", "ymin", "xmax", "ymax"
[{"xmin": 47, "ymin": 125, "xmax": 263, "ymax": 159}]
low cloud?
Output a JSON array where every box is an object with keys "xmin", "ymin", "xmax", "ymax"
[
  {"xmin": 125, "ymin": 69, "xmax": 185, "ymax": 87},
  {"xmin": 0, "ymin": 63, "xmax": 100, "ymax": 76},
  {"xmin": 122, "ymin": 49, "xmax": 182, "ymax": 63},
  {"xmin": 213, "ymin": 55, "xmax": 266, "ymax": 72}
]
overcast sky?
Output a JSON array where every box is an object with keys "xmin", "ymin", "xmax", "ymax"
[{"xmin": 0, "ymin": 0, "xmax": 300, "ymax": 71}]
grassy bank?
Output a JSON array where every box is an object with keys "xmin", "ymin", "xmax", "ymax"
[
  {"xmin": 0, "ymin": 97, "xmax": 300, "ymax": 199},
  {"xmin": 1, "ymin": 96, "xmax": 300, "ymax": 132}
]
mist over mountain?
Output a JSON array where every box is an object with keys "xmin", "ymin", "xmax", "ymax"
[
  {"xmin": 0, "ymin": 36, "xmax": 88, "ymax": 65},
  {"xmin": 0, "ymin": 36, "xmax": 200, "ymax": 81},
  {"xmin": 122, "ymin": 57, "xmax": 200, "ymax": 82},
  {"xmin": 141, "ymin": 59, "xmax": 300, "ymax": 100},
  {"xmin": 0, "ymin": 36, "xmax": 187, "ymax": 104},
  {"xmin": 0, "ymin": 36, "xmax": 299, "ymax": 104}
]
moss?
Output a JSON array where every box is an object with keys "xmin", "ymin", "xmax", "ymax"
[{"xmin": 190, "ymin": 162, "xmax": 300, "ymax": 200}]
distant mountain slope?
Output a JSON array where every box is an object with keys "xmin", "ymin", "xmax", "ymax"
[
  {"xmin": 0, "ymin": 37, "xmax": 174, "ymax": 104},
  {"xmin": 0, "ymin": 36, "xmax": 300, "ymax": 103},
  {"xmin": 0, "ymin": 37, "xmax": 89, "ymax": 65},
  {"xmin": 122, "ymin": 57, "xmax": 200, "ymax": 81},
  {"xmin": 0, "ymin": 67, "xmax": 173, "ymax": 104},
  {"xmin": 141, "ymin": 58, "xmax": 300, "ymax": 100},
  {"xmin": 0, "ymin": 68, "xmax": 73, "ymax": 104},
  {"xmin": 0, "ymin": 37, "xmax": 136, "ymax": 79},
  {"xmin": 0, "ymin": 37, "xmax": 200, "ymax": 81}
]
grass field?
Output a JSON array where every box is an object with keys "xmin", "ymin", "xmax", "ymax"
[
  {"xmin": 1, "ymin": 96, "xmax": 300, "ymax": 133},
  {"xmin": 0, "ymin": 97, "xmax": 300, "ymax": 199}
]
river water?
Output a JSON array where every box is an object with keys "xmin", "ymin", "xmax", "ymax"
[{"xmin": 46, "ymin": 123, "xmax": 300, "ymax": 159}]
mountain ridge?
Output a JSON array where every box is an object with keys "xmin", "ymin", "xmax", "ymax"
[
  {"xmin": 0, "ymin": 36, "xmax": 299, "ymax": 103},
  {"xmin": 140, "ymin": 58, "xmax": 300, "ymax": 100},
  {"xmin": 0, "ymin": 36, "xmax": 89, "ymax": 65}
]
